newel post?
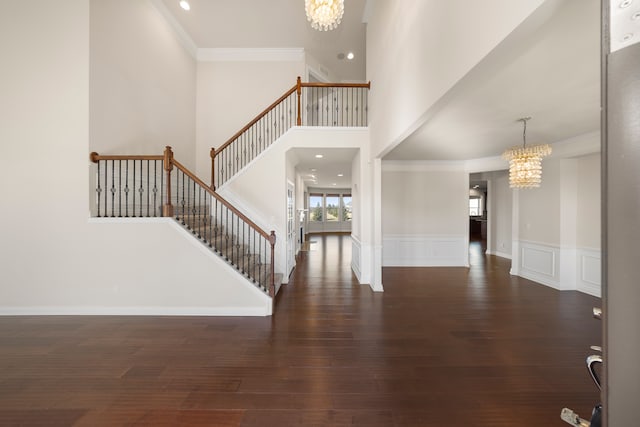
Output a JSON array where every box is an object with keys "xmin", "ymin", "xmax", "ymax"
[
  {"xmin": 269, "ymin": 230, "xmax": 277, "ymax": 298},
  {"xmin": 162, "ymin": 146, "xmax": 174, "ymax": 217},
  {"xmin": 296, "ymin": 76, "xmax": 302, "ymax": 126},
  {"xmin": 210, "ymin": 147, "xmax": 216, "ymax": 190}
]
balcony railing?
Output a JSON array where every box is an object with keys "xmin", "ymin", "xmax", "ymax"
[{"xmin": 211, "ymin": 77, "xmax": 370, "ymax": 189}]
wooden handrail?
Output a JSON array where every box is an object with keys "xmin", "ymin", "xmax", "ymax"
[
  {"xmin": 210, "ymin": 77, "xmax": 371, "ymax": 189},
  {"xmin": 215, "ymin": 79, "xmax": 371, "ymax": 154},
  {"xmin": 90, "ymin": 152, "xmax": 163, "ymax": 162},
  {"xmin": 162, "ymin": 146, "xmax": 174, "ymax": 217},
  {"xmin": 300, "ymin": 81, "xmax": 371, "ymax": 88},
  {"xmin": 217, "ymin": 85, "xmax": 298, "ymax": 154},
  {"xmin": 171, "ymin": 159, "xmax": 271, "ymax": 240}
]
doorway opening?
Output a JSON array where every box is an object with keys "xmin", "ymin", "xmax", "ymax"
[{"xmin": 469, "ymin": 177, "xmax": 488, "ymax": 265}]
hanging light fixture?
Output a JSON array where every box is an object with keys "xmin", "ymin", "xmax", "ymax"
[
  {"xmin": 502, "ymin": 117, "xmax": 552, "ymax": 189},
  {"xmin": 305, "ymin": 0, "xmax": 344, "ymax": 31}
]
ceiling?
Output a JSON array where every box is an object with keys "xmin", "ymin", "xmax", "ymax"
[
  {"xmin": 384, "ymin": 0, "xmax": 601, "ymax": 161},
  {"xmin": 161, "ymin": 0, "xmax": 603, "ymax": 185},
  {"xmin": 288, "ymin": 147, "xmax": 357, "ymax": 189},
  {"xmin": 161, "ymin": 0, "xmax": 367, "ymax": 81}
]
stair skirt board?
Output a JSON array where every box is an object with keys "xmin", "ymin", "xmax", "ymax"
[{"xmin": 173, "ymin": 212, "xmax": 284, "ymax": 296}]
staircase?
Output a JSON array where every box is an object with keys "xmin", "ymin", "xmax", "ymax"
[
  {"xmin": 89, "ymin": 78, "xmax": 370, "ymax": 312},
  {"xmin": 174, "ymin": 207, "xmax": 283, "ymax": 296}
]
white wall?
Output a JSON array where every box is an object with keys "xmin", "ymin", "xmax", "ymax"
[
  {"xmin": 488, "ymin": 170, "xmax": 513, "ymax": 258},
  {"xmin": 90, "ymin": 0, "xmax": 196, "ymax": 168},
  {"xmin": 576, "ymin": 153, "xmax": 601, "ymax": 296},
  {"xmin": 196, "ymin": 60, "xmax": 305, "ymax": 178},
  {"xmin": 0, "ymin": 0, "xmax": 271, "ymax": 315},
  {"xmin": 577, "ymin": 153, "xmax": 601, "ymax": 248},
  {"xmin": 366, "ymin": 0, "xmax": 544, "ymax": 158},
  {"xmin": 217, "ymin": 128, "xmax": 370, "ymax": 285},
  {"xmin": 511, "ymin": 150, "xmax": 601, "ymax": 297},
  {"xmin": 518, "ymin": 158, "xmax": 562, "ymax": 245},
  {"xmin": 382, "ymin": 163, "xmax": 469, "ymax": 266}
]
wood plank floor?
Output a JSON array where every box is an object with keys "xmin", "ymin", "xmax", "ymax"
[{"xmin": 0, "ymin": 234, "xmax": 601, "ymax": 426}]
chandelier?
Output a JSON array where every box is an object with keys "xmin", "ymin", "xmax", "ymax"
[
  {"xmin": 305, "ymin": 0, "xmax": 344, "ymax": 31},
  {"xmin": 502, "ymin": 117, "xmax": 552, "ymax": 189}
]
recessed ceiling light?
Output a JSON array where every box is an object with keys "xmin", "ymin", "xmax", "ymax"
[
  {"xmin": 623, "ymin": 32, "xmax": 634, "ymax": 42},
  {"xmin": 332, "ymin": 183, "xmax": 337, "ymax": 186},
  {"xmin": 315, "ymin": 154, "xmax": 323, "ymax": 158},
  {"xmin": 620, "ymin": 0, "xmax": 633, "ymax": 9},
  {"xmin": 347, "ymin": 52, "xmax": 354, "ymax": 60},
  {"xmin": 633, "ymin": 11, "xmax": 640, "ymax": 20},
  {"xmin": 337, "ymin": 173, "xmax": 344, "ymax": 177},
  {"xmin": 311, "ymin": 168, "xmax": 317, "ymax": 172},
  {"xmin": 179, "ymin": 0, "xmax": 190, "ymax": 11}
]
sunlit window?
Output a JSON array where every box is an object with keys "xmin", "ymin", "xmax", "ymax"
[{"xmin": 469, "ymin": 197, "xmax": 481, "ymax": 216}]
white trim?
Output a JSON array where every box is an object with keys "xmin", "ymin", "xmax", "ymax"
[
  {"xmin": 549, "ymin": 131, "xmax": 601, "ymax": 158},
  {"xmin": 465, "ymin": 156, "xmax": 506, "ymax": 173},
  {"xmin": 351, "ymin": 234, "xmax": 362, "ymax": 281},
  {"xmin": 382, "ymin": 160, "xmax": 466, "ymax": 172},
  {"xmin": 577, "ymin": 247, "xmax": 602, "ymax": 297},
  {"xmin": 198, "ymin": 48, "xmax": 305, "ymax": 62},
  {"xmin": 383, "ymin": 234, "xmax": 468, "ymax": 267},
  {"xmin": 518, "ymin": 241, "xmax": 561, "ymax": 289},
  {"xmin": 0, "ymin": 306, "xmax": 270, "ymax": 316},
  {"xmin": 486, "ymin": 250, "xmax": 512, "ymax": 259},
  {"xmin": 371, "ymin": 243, "xmax": 384, "ymax": 291},
  {"xmin": 150, "ymin": 0, "xmax": 198, "ymax": 59},
  {"xmin": 513, "ymin": 240, "xmax": 602, "ymax": 297}
]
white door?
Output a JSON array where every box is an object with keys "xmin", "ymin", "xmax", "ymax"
[{"xmin": 286, "ymin": 181, "xmax": 295, "ymax": 276}]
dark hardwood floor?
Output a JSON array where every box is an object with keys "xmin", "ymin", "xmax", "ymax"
[{"xmin": 0, "ymin": 234, "xmax": 601, "ymax": 426}]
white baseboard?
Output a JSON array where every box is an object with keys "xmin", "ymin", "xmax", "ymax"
[
  {"xmin": 0, "ymin": 306, "xmax": 271, "ymax": 316},
  {"xmin": 486, "ymin": 250, "xmax": 512, "ymax": 259}
]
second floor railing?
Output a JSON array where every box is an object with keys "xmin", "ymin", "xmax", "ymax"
[
  {"xmin": 211, "ymin": 77, "xmax": 370, "ymax": 189},
  {"xmin": 90, "ymin": 147, "xmax": 277, "ymax": 297}
]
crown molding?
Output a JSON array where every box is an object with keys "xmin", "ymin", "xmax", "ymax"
[
  {"xmin": 382, "ymin": 160, "xmax": 466, "ymax": 172},
  {"xmin": 465, "ymin": 156, "xmax": 506, "ymax": 173},
  {"xmin": 150, "ymin": 0, "xmax": 198, "ymax": 59},
  {"xmin": 197, "ymin": 48, "xmax": 305, "ymax": 62}
]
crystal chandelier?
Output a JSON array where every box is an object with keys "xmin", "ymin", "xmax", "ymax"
[
  {"xmin": 305, "ymin": 0, "xmax": 344, "ymax": 31},
  {"xmin": 502, "ymin": 117, "xmax": 552, "ymax": 189}
]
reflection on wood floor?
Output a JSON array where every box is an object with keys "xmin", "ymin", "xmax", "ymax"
[{"xmin": 0, "ymin": 233, "xmax": 601, "ymax": 426}]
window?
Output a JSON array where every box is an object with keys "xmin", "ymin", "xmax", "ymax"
[
  {"xmin": 308, "ymin": 192, "xmax": 352, "ymax": 222},
  {"xmin": 469, "ymin": 197, "xmax": 481, "ymax": 216},
  {"xmin": 309, "ymin": 194, "xmax": 323, "ymax": 221},
  {"xmin": 342, "ymin": 195, "xmax": 352, "ymax": 221},
  {"xmin": 325, "ymin": 195, "xmax": 340, "ymax": 221}
]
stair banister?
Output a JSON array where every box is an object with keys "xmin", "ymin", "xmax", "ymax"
[
  {"xmin": 210, "ymin": 83, "xmax": 298, "ymax": 189},
  {"xmin": 269, "ymin": 230, "xmax": 276, "ymax": 297},
  {"xmin": 211, "ymin": 77, "xmax": 371, "ymax": 189},
  {"xmin": 163, "ymin": 146, "xmax": 174, "ymax": 217},
  {"xmin": 170, "ymin": 157, "xmax": 277, "ymax": 298},
  {"xmin": 296, "ymin": 76, "xmax": 302, "ymax": 126},
  {"xmin": 90, "ymin": 149, "xmax": 277, "ymax": 298}
]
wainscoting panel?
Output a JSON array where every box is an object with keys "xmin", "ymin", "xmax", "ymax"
[
  {"xmin": 578, "ymin": 248, "xmax": 601, "ymax": 297},
  {"xmin": 518, "ymin": 241, "xmax": 561, "ymax": 289},
  {"xmin": 516, "ymin": 241, "xmax": 601, "ymax": 297},
  {"xmin": 383, "ymin": 235, "xmax": 468, "ymax": 267}
]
